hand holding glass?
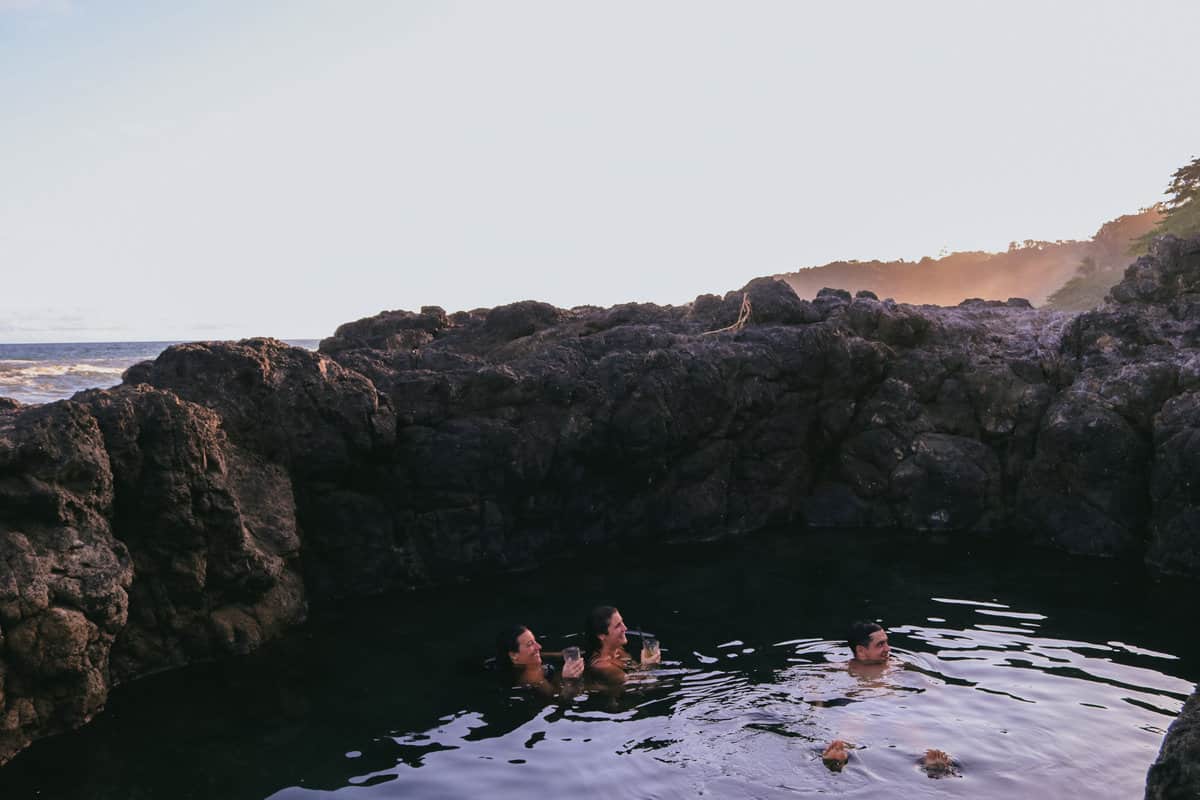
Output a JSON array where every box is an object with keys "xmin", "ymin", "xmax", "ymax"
[
  {"xmin": 640, "ymin": 635, "xmax": 661, "ymax": 664},
  {"xmin": 562, "ymin": 646, "xmax": 584, "ymax": 679}
]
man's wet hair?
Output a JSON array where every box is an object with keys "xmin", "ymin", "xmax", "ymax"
[
  {"xmin": 847, "ymin": 621, "xmax": 883, "ymax": 655},
  {"xmin": 583, "ymin": 605, "xmax": 618, "ymax": 658}
]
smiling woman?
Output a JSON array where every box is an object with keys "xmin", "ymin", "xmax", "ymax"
[{"xmin": 494, "ymin": 624, "xmax": 584, "ymax": 694}]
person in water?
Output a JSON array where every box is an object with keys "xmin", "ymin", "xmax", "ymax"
[
  {"xmin": 847, "ymin": 620, "xmax": 891, "ymax": 666},
  {"xmin": 821, "ymin": 622, "xmax": 955, "ymax": 775},
  {"xmin": 821, "ymin": 622, "xmax": 893, "ymax": 769},
  {"xmin": 583, "ymin": 605, "xmax": 661, "ymax": 684},
  {"xmin": 495, "ymin": 624, "xmax": 584, "ymax": 694}
]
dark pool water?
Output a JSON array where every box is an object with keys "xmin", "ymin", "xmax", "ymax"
[{"xmin": 1, "ymin": 530, "xmax": 1196, "ymax": 799}]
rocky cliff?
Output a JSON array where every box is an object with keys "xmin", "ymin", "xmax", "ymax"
[{"xmin": 1, "ymin": 237, "xmax": 1198, "ymax": 789}]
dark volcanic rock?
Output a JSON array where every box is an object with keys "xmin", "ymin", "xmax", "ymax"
[
  {"xmin": 1017, "ymin": 387, "xmax": 1150, "ymax": 556},
  {"xmin": 1146, "ymin": 688, "xmax": 1200, "ymax": 800},
  {"xmin": 78, "ymin": 386, "xmax": 306, "ymax": 680},
  {"xmin": 483, "ymin": 300, "xmax": 566, "ymax": 342},
  {"xmin": 1044, "ymin": 236, "xmax": 1200, "ymax": 567},
  {"xmin": 318, "ymin": 306, "xmax": 450, "ymax": 354},
  {"xmin": 124, "ymin": 338, "xmax": 395, "ymax": 479},
  {"xmin": 4, "ymin": 241, "xmax": 1200, "ymax": 773},
  {"xmin": 1147, "ymin": 391, "xmax": 1200, "ymax": 576},
  {"xmin": 122, "ymin": 339, "xmax": 412, "ymax": 601},
  {"xmin": 889, "ymin": 432, "xmax": 1002, "ymax": 531},
  {"xmin": 0, "ymin": 401, "xmax": 132, "ymax": 767}
]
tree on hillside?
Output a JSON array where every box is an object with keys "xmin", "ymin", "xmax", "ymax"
[
  {"xmin": 777, "ymin": 207, "xmax": 1159, "ymax": 309},
  {"xmin": 1132, "ymin": 155, "xmax": 1200, "ymax": 253},
  {"xmin": 1042, "ymin": 208, "xmax": 1162, "ymax": 311},
  {"xmin": 1043, "ymin": 265, "xmax": 1110, "ymax": 311}
]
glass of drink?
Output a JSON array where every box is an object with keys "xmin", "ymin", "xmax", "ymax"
[
  {"xmin": 563, "ymin": 646, "xmax": 582, "ymax": 666},
  {"xmin": 640, "ymin": 635, "xmax": 660, "ymax": 663}
]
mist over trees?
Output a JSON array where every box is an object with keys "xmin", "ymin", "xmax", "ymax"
[
  {"xmin": 1047, "ymin": 154, "xmax": 1199, "ymax": 311},
  {"xmin": 1043, "ymin": 209, "xmax": 1163, "ymax": 311},
  {"xmin": 776, "ymin": 208, "xmax": 1159, "ymax": 309},
  {"xmin": 777, "ymin": 154, "xmax": 1200, "ymax": 313}
]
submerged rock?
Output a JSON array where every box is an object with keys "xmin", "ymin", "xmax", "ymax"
[{"xmin": 2, "ymin": 242, "xmax": 1200, "ymax": 773}]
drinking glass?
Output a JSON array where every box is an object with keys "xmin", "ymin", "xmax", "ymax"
[{"xmin": 640, "ymin": 635, "xmax": 660, "ymax": 663}]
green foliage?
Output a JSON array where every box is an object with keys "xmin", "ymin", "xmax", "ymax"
[
  {"xmin": 1042, "ymin": 208, "xmax": 1162, "ymax": 312},
  {"xmin": 1132, "ymin": 156, "xmax": 1200, "ymax": 254},
  {"xmin": 1043, "ymin": 269, "xmax": 1114, "ymax": 311}
]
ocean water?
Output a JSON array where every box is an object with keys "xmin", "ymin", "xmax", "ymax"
[
  {"xmin": 0, "ymin": 530, "xmax": 1192, "ymax": 799},
  {"xmin": 0, "ymin": 340, "xmax": 319, "ymax": 405}
]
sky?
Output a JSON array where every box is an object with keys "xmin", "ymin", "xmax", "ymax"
[{"xmin": 2, "ymin": 1, "xmax": 1198, "ymax": 343}]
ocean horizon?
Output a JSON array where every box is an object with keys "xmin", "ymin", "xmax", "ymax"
[{"xmin": 0, "ymin": 339, "xmax": 320, "ymax": 406}]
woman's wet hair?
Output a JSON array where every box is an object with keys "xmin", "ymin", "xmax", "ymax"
[
  {"xmin": 847, "ymin": 621, "xmax": 882, "ymax": 654},
  {"xmin": 583, "ymin": 605, "xmax": 618, "ymax": 658},
  {"xmin": 495, "ymin": 624, "xmax": 530, "ymax": 671}
]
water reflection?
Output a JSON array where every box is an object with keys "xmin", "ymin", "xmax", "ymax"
[
  {"xmin": 0, "ymin": 531, "xmax": 1194, "ymax": 800},
  {"xmin": 263, "ymin": 623, "xmax": 1189, "ymax": 798}
]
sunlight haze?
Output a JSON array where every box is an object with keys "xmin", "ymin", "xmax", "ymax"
[{"xmin": 2, "ymin": 0, "xmax": 1198, "ymax": 341}]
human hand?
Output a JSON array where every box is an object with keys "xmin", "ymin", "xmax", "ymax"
[
  {"xmin": 822, "ymin": 740, "xmax": 851, "ymax": 771},
  {"xmin": 922, "ymin": 749, "xmax": 950, "ymax": 764},
  {"xmin": 919, "ymin": 748, "xmax": 956, "ymax": 777}
]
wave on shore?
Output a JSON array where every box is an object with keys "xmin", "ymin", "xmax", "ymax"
[{"xmin": 0, "ymin": 340, "xmax": 318, "ymax": 405}]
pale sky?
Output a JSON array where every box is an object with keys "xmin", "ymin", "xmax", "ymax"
[{"xmin": 2, "ymin": 1, "xmax": 1198, "ymax": 342}]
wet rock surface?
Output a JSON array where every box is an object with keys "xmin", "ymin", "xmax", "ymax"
[
  {"xmin": 1, "ymin": 236, "xmax": 1199, "ymax": 782},
  {"xmin": 1146, "ymin": 689, "xmax": 1200, "ymax": 800}
]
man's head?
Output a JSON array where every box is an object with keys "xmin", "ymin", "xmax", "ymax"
[
  {"xmin": 847, "ymin": 621, "xmax": 890, "ymax": 664},
  {"xmin": 584, "ymin": 605, "xmax": 627, "ymax": 655}
]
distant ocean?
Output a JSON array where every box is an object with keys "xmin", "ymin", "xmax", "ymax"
[{"xmin": 0, "ymin": 340, "xmax": 319, "ymax": 406}]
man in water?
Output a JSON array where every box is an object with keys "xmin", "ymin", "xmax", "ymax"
[
  {"xmin": 821, "ymin": 621, "xmax": 892, "ymax": 770},
  {"xmin": 847, "ymin": 620, "xmax": 890, "ymax": 666}
]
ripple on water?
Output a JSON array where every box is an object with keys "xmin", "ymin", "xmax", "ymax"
[{"xmin": 0, "ymin": 531, "xmax": 1192, "ymax": 800}]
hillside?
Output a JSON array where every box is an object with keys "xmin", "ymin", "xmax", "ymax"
[{"xmin": 776, "ymin": 208, "xmax": 1161, "ymax": 307}]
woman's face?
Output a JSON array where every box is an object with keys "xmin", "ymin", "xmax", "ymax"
[
  {"xmin": 599, "ymin": 609, "xmax": 628, "ymax": 649},
  {"xmin": 509, "ymin": 628, "xmax": 542, "ymax": 667}
]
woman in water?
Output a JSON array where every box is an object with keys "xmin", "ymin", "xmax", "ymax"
[
  {"xmin": 583, "ymin": 605, "xmax": 661, "ymax": 684},
  {"xmin": 495, "ymin": 624, "xmax": 584, "ymax": 695}
]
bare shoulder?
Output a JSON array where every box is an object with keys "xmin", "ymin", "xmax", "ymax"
[{"xmin": 588, "ymin": 655, "xmax": 628, "ymax": 683}]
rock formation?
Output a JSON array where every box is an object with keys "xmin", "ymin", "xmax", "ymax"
[
  {"xmin": 0, "ymin": 236, "xmax": 1198, "ymax": 793},
  {"xmin": 1147, "ymin": 688, "xmax": 1200, "ymax": 799}
]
